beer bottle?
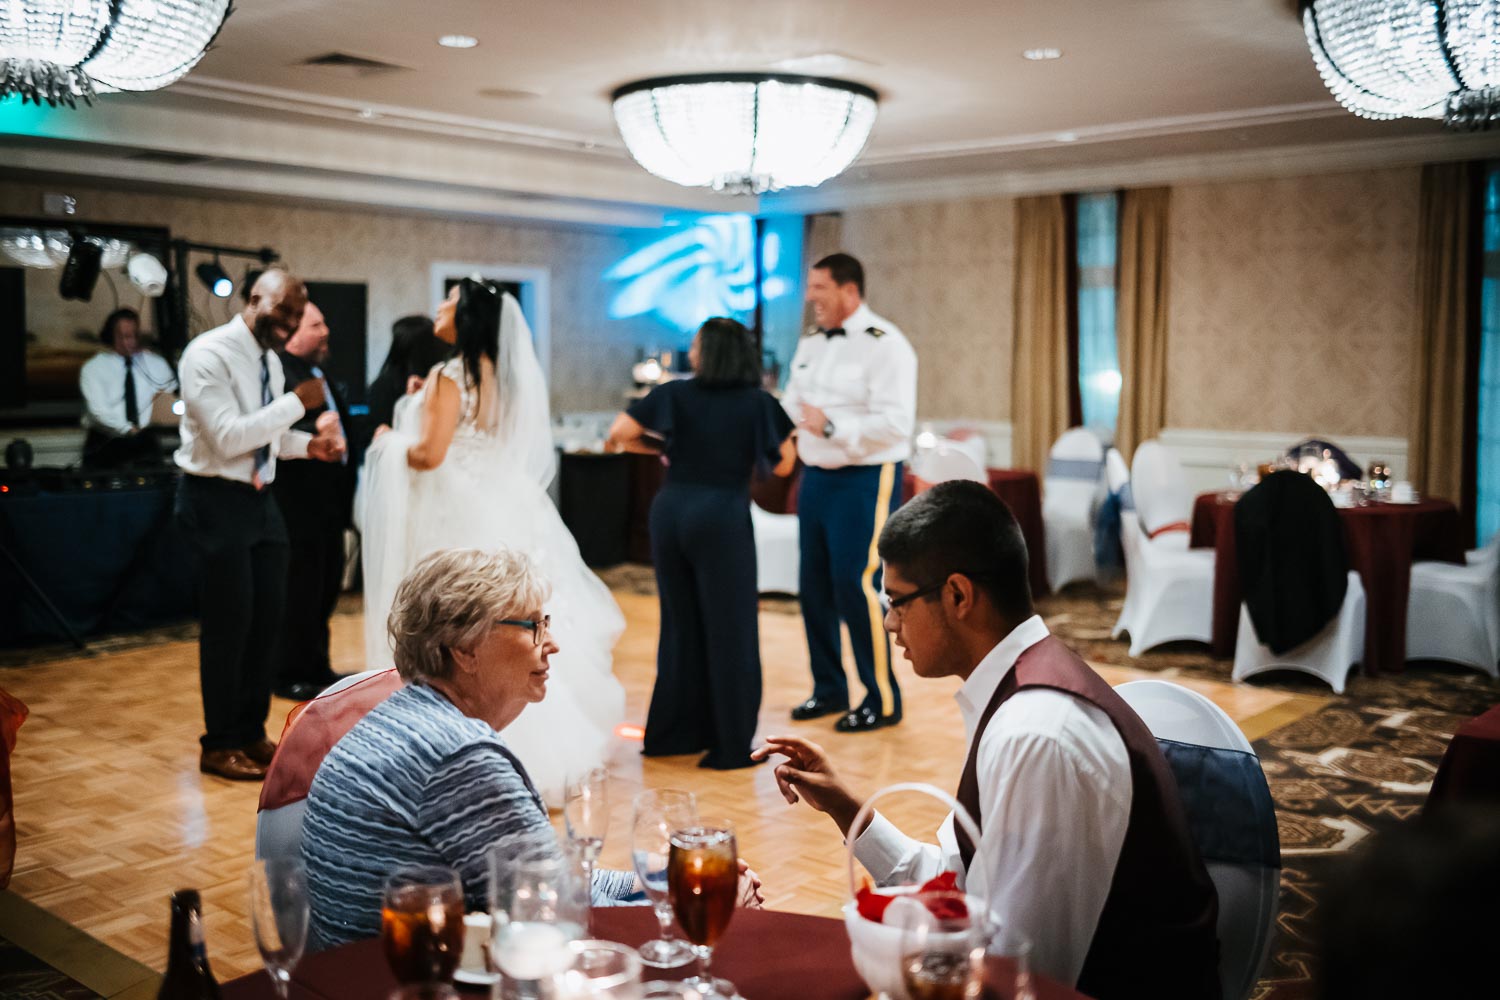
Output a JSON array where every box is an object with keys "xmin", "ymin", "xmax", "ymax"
[{"xmin": 158, "ymin": 889, "xmax": 221, "ymax": 999}]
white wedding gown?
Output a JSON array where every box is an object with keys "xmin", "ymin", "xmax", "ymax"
[{"xmin": 357, "ymin": 294, "xmax": 625, "ymax": 804}]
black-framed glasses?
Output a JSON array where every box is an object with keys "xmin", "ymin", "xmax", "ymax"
[
  {"xmin": 496, "ymin": 614, "xmax": 550, "ymax": 646},
  {"xmin": 880, "ymin": 570, "xmax": 1004, "ymax": 618}
]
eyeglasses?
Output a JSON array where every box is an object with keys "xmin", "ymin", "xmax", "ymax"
[
  {"xmin": 879, "ymin": 581, "xmax": 946, "ymax": 619},
  {"xmin": 496, "ymin": 614, "xmax": 550, "ymax": 646}
]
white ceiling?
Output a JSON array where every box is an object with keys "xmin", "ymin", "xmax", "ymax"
[{"xmin": 4, "ymin": 0, "xmax": 1499, "ymax": 223}]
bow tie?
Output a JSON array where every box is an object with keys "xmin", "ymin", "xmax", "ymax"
[{"xmin": 820, "ymin": 327, "xmax": 846, "ymax": 338}]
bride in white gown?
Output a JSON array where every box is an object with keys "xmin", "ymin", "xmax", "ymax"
[{"xmin": 358, "ymin": 278, "xmax": 625, "ymax": 803}]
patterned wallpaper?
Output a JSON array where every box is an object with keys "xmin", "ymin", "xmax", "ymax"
[
  {"xmin": 0, "ymin": 180, "xmax": 671, "ymax": 413},
  {"xmin": 1165, "ymin": 167, "xmax": 1421, "ymax": 438},
  {"xmin": 839, "ymin": 196, "xmax": 1016, "ymax": 422}
]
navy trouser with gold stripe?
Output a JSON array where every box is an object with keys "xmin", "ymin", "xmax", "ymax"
[{"xmin": 797, "ymin": 462, "xmax": 903, "ymax": 718}]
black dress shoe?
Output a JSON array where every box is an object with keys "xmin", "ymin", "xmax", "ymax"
[
  {"xmin": 274, "ymin": 681, "xmax": 326, "ymax": 702},
  {"xmin": 790, "ymin": 696, "xmax": 849, "ymax": 721},
  {"xmin": 834, "ymin": 705, "xmax": 902, "ymax": 733}
]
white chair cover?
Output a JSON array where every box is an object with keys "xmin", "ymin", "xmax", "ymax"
[
  {"xmin": 910, "ymin": 444, "xmax": 986, "ymax": 486},
  {"xmin": 1233, "ymin": 572, "xmax": 1366, "ymax": 694},
  {"xmin": 1043, "ymin": 428, "xmax": 1105, "ymax": 590},
  {"xmin": 750, "ymin": 499, "xmax": 800, "ymax": 596},
  {"xmin": 1115, "ymin": 681, "xmax": 1280, "ymax": 1000},
  {"xmin": 1113, "ymin": 511, "xmax": 1215, "ymax": 656},
  {"xmin": 1406, "ymin": 556, "xmax": 1500, "ymax": 678},
  {"xmin": 253, "ymin": 670, "xmax": 384, "ymax": 860},
  {"xmin": 1105, "ymin": 448, "xmax": 1130, "ymax": 495},
  {"xmin": 1130, "ymin": 440, "xmax": 1194, "ymax": 540}
]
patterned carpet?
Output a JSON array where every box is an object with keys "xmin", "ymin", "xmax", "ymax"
[{"xmin": 0, "ymin": 936, "xmax": 102, "ymax": 1000}]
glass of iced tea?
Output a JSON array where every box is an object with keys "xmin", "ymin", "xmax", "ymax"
[
  {"xmin": 381, "ymin": 865, "xmax": 465, "ymax": 985},
  {"xmin": 667, "ymin": 821, "xmax": 738, "ymax": 1000},
  {"xmin": 895, "ymin": 891, "xmax": 994, "ymax": 1000}
]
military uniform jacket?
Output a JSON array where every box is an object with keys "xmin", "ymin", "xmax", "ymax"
[{"xmin": 781, "ymin": 302, "xmax": 917, "ymax": 469}]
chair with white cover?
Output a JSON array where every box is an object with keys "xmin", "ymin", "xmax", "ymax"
[
  {"xmin": 1113, "ymin": 510, "xmax": 1216, "ymax": 656},
  {"xmin": 750, "ymin": 499, "xmax": 800, "ymax": 596},
  {"xmin": 1130, "ymin": 440, "xmax": 1195, "ymax": 548},
  {"xmin": 1406, "ymin": 554, "xmax": 1499, "ymax": 679},
  {"xmin": 1232, "ymin": 572, "xmax": 1366, "ymax": 694},
  {"xmin": 254, "ymin": 669, "xmax": 396, "ymax": 860},
  {"xmin": 1105, "ymin": 447, "xmax": 1130, "ymax": 495},
  {"xmin": 1043, "ymin": 428, "xmax": 1106, "ymax": 590},
  {"xmin": 910, "ymin": 443, "xmax": 987, "ymax": 488},
  {"xmin": 1115, "ymin": 680, "xmax": 1280, "ymax": 1000}
]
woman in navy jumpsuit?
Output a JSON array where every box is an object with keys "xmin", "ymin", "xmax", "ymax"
[{"xmin": 607, "ymin": 318, "xmax": 796, "ymax": 769}]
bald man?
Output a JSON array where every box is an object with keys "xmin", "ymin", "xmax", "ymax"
[
  {"xmin": 272, "ymin": 302, "xmax": 355, "ymax": 701},
  {"xmin": 175, "ymin": 270, "xmax": 346, "ymax": 781}
]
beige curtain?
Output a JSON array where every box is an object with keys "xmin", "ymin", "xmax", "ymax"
[
  {"xmin": 1115, "ymin": 187, "xmax": 1172, "ymax": 460},
  {"xmin": 1011, "ymin": 194, "xmax": 1073, "ymax": 474},
  {"xmin": 1410, "ymin": 162, "xmax": 1476, "ymax": 502},
  {"xmin": 802, "ymin": 213, "xmax": 844, "ymax": 331}
]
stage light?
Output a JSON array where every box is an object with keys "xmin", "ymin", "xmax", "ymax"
[
  {"xmin": 58, "ymin": 237, "xmax": 103, "ymax": 301},
  {"xmin": 196, "ymin": 259, "xmax": 233, "ymax": 298},
  {"xmin": 126, "ymin": 251, "xmax": 167, "ymax": 297}
]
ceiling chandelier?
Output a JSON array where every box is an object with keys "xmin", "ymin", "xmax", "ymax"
[
  {"xmin": 611, "ymin": 72, "xmax": 879, "ymax": 194},
  {"xmin": 0, "ymin": 0, "xmax": 232, "ymax": 108},
  {"xmin": 0, "ymin": 227, "xmax": 132, "ymax": 268},
  {"xmin": 1302, "ymin": 0, "xmax": 1500, "ymax": 130}
]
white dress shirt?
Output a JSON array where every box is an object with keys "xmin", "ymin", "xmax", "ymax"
[
  {"xmin": 781, "ymin": 302, "xmax": 917, "ymax": 468},
  {"xmin": 175, "ymin": 315, "xmax": 310, "ymax": 485},
  {"xmin": 852, "ymin": 616, "xmax": 1132, "ymax": 987},
  {"xmin": 78, "ymin": 349, "xmax": 177, "ymax": 435}
]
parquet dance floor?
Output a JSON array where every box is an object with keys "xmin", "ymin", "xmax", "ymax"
[{"xmin": 0, "ymin": 586, "xmax": 1325, "ymax": 982}]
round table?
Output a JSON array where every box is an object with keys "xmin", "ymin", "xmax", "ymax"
[
  {"xmin": 1426, "ymin": 701, "xmax": 1500, "ymax": 813},
  {"xmin": 904, "ymin": 467, "xmax": 1051, "ymax": 598},
  {"xmin": 220, "ymin": 906, "xmax": 1081, "ymax": 999},
  {"xmin": 1189, "ymin": 492, "xmax": 1466, "ymax": 674}
]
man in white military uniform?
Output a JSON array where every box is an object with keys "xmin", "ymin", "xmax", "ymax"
[{"xmin": 782, "ymin": 253, "xmax": 918, "ymax": 732}]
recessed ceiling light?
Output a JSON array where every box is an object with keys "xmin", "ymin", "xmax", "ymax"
[
  {"xmin": 1023, "ymin": 47, "xmax": 1063, "ymax": 61},
  {"xmin": 1054, "ymin": 132, "xmax": 1079, "ymax": 143},
  {"xmin": 438, "ymin": 34, "xmax": 479, "ymax": 49}
]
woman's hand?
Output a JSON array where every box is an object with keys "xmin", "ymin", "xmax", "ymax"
[{"xmin": 405, "ymin": 375, "xmax": 425, "ymax": 396}]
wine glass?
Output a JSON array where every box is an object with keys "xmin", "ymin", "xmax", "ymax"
[
  {"xmin": 489, "ymin": 846, "xmax": 588, "ymax": 998},
  {"xmin": 381, "ymin": 865, "xmax": 465, "ymax": 985},
  {"xmin": 668, "ymin": 820, "xmax": 739, "ymax": 999},
  {"xmin": 631, "ymin": 789, "xmax": 699, "ymax": 969},
  {"xmin": 549, "ymin": 939, "xmax": 643, "ymax": 999},
  {"xmin": 247, "ymin": 858, "xmax": 309, "ymax": 1000},
  {"xmin": 892, "ymin": 892, "xmax": 993, "ymax": 1000},
  {"xmin": 564, "ymin": 768, "xmax": 610, "ymax": 931}
]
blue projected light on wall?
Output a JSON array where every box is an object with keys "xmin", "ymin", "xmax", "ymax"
[
  {"xmin": 606, "ymin": 214, "xmax": 788, "ymax": 335},
  {"xmin": 0, "ymin": 95, "xmax": 55, "ymax": 136}
]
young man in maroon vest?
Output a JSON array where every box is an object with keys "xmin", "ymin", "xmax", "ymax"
[{"xmin": 754, "ymin": 480, "xmax": 1220, "ymax": 998}]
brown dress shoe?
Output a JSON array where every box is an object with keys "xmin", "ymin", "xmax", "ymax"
[
  {"xmin": 200, "ymin": 749, "xmax": 268, "ymax": 781},
  {"xmin": 242, "ymin": 738, "xmax": 278, "ymax": 767}
]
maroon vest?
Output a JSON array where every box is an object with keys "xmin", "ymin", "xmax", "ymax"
[{"xmin": 954, "ymin": 636, "xmax": 1221, "ymax": 1000}]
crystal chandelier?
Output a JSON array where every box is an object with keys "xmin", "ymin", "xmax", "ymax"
[
  {"xmin": 611, "ymin": 73, "xmax": 879, "ymax": 194},
  {"xmin": 0, "ymin": 228, "xmax": 132, "ymax": 268},
  {"xmin": 1302, "ymin": 0, "xmax": 1500, "ymax": 130},
  {"xmin": 0, "ymin": 0, "xmax": 232, "ymax": 108}
]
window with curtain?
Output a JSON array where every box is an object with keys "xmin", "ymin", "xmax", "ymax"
[
  {"xmin": 1075, "ymin": 192, "xmax": 1121, "ymax": 433},
  {"xmin": 1477, "ymin": 165, "xmax": 1500, "ymax": 546}
]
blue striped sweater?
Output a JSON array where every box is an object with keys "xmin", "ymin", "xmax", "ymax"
[{"xmin": 303, "ymin": 682, "xmax": 636, "ymax": 949}]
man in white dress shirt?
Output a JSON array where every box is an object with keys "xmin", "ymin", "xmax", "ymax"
[
  {"xmin": 78, "ymin": 308, "xmax": 177, "ymax": 468},
  {"xmin": 175, "ymin": 270, "xmax": 345, "ymax": 781},
  {"xmin": 782, "ymin": 253, "xmax": 917, "ymax": 733},
  {"xmin": 754, "ymin": 481, "xmax": 1220, "ymax": 997}
]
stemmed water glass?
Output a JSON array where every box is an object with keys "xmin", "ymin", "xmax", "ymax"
[
  {"xmin": 248, "ymin": 858, "xmax": 310, "ymax": 1000},
  {"xmin": 489, "ymin": 845, "xmax": 589, "ymax": 998},
  {"xmin": 631, "ymin": 789, "xmax": 699, "ymax": 969},
  {"xmin": 381, "ymin": 865, "xmax": 465, "ymax": 986},
  {"xmin": 668, "ymin": 820, "xmax": 739, "ymax": 1000},
  {"xmin": 564, "ymin": 768, "xmax": 610, "ymax": 931},
  {"xmin": 894, "ymin": 892, "xmax": 1031, "ymax": 1000}
]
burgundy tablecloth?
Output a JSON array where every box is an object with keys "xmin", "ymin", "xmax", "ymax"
[
  {"xmin": 1189, "ymin": 492, "xmax": 1466, "ymax": 674},
  {"xmin": 221, "ymin": 906, "xmax": 1085, "ymax": 1000},
  {"xmin": 903, "ymin": 467, "xmax": 1050, "ymax": 598},
  {"xmin": 1426, "ymin": 702, "xmax": 1500, "ymax": 812}
]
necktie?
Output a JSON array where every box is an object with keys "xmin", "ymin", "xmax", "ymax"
[
  {"xmin": 123, "ymin": 355, "xmax": 138, "ymax": 427},
  {"xmin": 253, "ymin": 354, "xmax": 272, "ymax": 489},
  {"xmin": 310, "ymin": 365, "xmax": 348, "ymax": 465},
  {"xmin": 821, "ymin": 327, "xmax": 846, "ymax": 338}
]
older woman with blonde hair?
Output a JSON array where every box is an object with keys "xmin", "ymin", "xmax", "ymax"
[{"xmin": 302, "ymin": 546, "xmax": 639, "ymax": 949}]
